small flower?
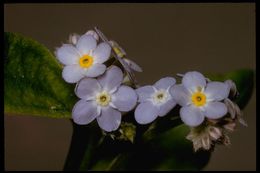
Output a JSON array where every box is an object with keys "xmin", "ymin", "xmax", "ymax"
[
  {"xmin": 224, "ymin": 98, "xmax": 247, "ymax": 127},
  {"xmin": 94, "ymin": 27, "xmax": 140, "ymax": 86},
  {"xmin": 72, "ymin": 65, "xmax": 137, "ymax": 132},
  {"xmin": 117, "ymin": 122, "xmax": 136, "ymax": 143},
  {"xmin": 186, "ymin": 124, "xmax": 223, "ymax": 152},
  {"xmin": 109, "ymin": 40, "xmax": 143, "ymax": 72},
  {"xmin": 55, "ymin": 33, "xmax": 111, "ymax": 83},
  {"xmin": 134, "ymin": 77, "xmax": 177, "ymax": 124},
  {"xmin": 170, "ymin": 71, "xmax": 230, "ymax": 127},
  {"xmin": 106, "ymin": 122, "xmax": 136, "ymax": 143},
  {"xmin": 222, "ymin": 82, "xmax": 248, "ymax": 130},
  {"xmin": 187, "ymin": 102, "xmax": 246, "ymax": 152}
]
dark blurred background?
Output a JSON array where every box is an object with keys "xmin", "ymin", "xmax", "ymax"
[{"xmin": 4, "ymin": 3, "xmax": 255, "ymax": 171}]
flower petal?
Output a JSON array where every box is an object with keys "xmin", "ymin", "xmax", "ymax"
[
  {"xmin": 85, "ymin": 30, "xmax": 99, "ymax": 41},
  {"xmin": 180, "ymin": 106, "xmax": 205, "ymax": 127},
  {"xmin": 76, "ymin": 34, "xmax": 97, "ymax": 55},
  {"xmin": 75, "ymin": 78, "xmax": 101, "ymax": 100},
  {"xmin": 170, "ymin": 84, "xmax": 191, "ymax": 106},
  {"xmin": 72, "ymin": 100, "xmax": 99, "ymax": 125},
  {"xmin": 112, "ymin": 86, "xmax": 137, "ymax": 112},
  {"xmin": 134, "ymin": 101, "xmax": 159, "ymax": 124},
  {"xmin": 97, "ymin": 107, "xmax": 121, "ymax": 132},
  {"xmin": 158, "ymin": 98, "xmax": 176, "ymax": 117},
  {"xmin": 154, "ymin": 77, "xmax": 176, "ymax": 90},
  {"xmin": 84, "ymin": 64, "xmax": 106, "ymax": 78},
  {"xmin": 62, "ymin": 65, "xmax": 84, "ymax": 83},
  {"xmin": 55, "ymin": 44, "xmax": 80, "ymax": 65},
  {"xmin": 124, "ymin": 58, "xmax": 143, "ymax": 72},
  {"xmin": 182, "ymin": 71, "xmax": 206, "ymax": 92},
  {"xmin": 97, "ymin": 65, "xmax": 123, "ymax": 91},
  {"xmin": 204, "ymin": 102, "xmax": 227, "ymax": 119},
  {"xmin": 135, "ymin": 86, "xmax": 155, "ymax": 102},
  {"xmin": 205, "ymin": 82, "xmax": 230, "ymax": 101},
  {"xmin": 93, "ymin": 42, "xmax": 111, "ymax": 64}
]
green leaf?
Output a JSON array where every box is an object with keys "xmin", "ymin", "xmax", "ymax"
[
  {"xmin": 89, "ymin": 124, "xmax": 210, "ymax": 171},
  {"xmin": 4, "ymin": 32, "xmax": 77, "ymax": 118},
  {"xmin": 138, "ymin": 124, "xmax": 210, "ymax": 171},
  {"xmin": 86, "ymin": 113, "xmax": 208, "ymax": 171}
]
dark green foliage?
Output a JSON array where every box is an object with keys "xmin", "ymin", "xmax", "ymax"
[{"xmin": 4, "ymin": 32, "xmax": 77, "ymax": 118}]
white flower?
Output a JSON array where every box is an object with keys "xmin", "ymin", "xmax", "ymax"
[
  {"xmin": 55, "ymin": 33, "xmax": 111, "ymax": 83},
  {"xmin": 134, "ymin": 77, "xmax": 177, "ymax": 124},
  {"xmin": 72, "ymin": 65, "xmax": 137, "ymax": 132},
  {"xmin": 170, "ymin": 71, "xmax": 230, "ymax": 127}
]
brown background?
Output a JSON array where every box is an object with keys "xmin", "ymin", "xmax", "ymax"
[{"xmin": 4, "ymin": 3, "xmax": 256, "ymax": 171}]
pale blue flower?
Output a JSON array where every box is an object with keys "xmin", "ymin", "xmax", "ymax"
[
  {"xmin": 170, "ymin": 71, "xmax": 230, "ymax": 127},
  {"xmin": 134, "ymin": 77, "xmax": 177, "ymax": 124},
  {"xmin": 72, "ymin": 65, "xmax": 137, "ymax": 132},
  {"xmin": 55, "ymin": 33, "xmax": 111, "ymax": 83}
]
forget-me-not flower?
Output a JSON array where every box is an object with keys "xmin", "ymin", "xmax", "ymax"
[
  {"xmin": 134, "ymin": 77, "xmax": 177, "ymax": 124},
  {"xmin": 72, "ymin": 65, "xmax": 137, "ymax": 132},
  {"xmin": 55, "ymin": 33, "xmax": 111, "ymax": 83},
  {"xmin": 170, "ymin": 71, "xmax": 230, "ymax": 127}
]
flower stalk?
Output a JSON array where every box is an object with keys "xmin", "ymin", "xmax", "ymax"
[{"xmin": 53, "ymin": 28, "xmax": 252, "ymax": 170}]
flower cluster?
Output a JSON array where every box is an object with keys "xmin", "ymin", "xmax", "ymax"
[
  {"xmin": 55, "ymin": 30, "xmax": 140, "ymax": 132},
  {"xmin": 181, "ymin": 77, "xmax": 247, "ymax": 151},
  {"xmin": 55, "ymin": 28, "xmax": 246, "ymax": 151}
]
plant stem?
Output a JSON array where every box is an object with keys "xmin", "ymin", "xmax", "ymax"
[
  {"xmin": 63, "ymin": 121, "xmax": 88, "ymax": 170},
  {"xmin": 63, "ymin": 120, "xmax": 101, "ymax": 171}
]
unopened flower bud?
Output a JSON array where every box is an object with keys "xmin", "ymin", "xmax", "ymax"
[
  {"xmin": 68, "ymin": 33, "xmax": 80, "ymax": 45},
  {"xmin": 122, "ymin": 74, "xmax": 132, "ymax": 86},
  {"xmin": 225, "ymin": 80, "xmax": 238, "ymax": 99},
  {"xmin": 224, "ymin": 98, "xmax": 237, "ymax": 119},
  {"xmin": 223, "ymin": 122, "xmax": 236, "ymax": 132},
  {"xmin": 222, "ymin": 134, "xmax": 231, "ymax": 146},
  {"xmin": 109, "ymin": 40, "xmax": 126, "ymax": 58},
  {"xmin": 118, "ymin": 122, "xmax": 136, "ymax": 143}
]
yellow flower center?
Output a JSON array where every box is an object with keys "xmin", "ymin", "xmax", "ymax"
[
  {"xmin": 96, "ymin": 91, "xmax": 111, "ymax": 106},
  {"xmin": 191, "ymin": 92, "xmax": 207, "ymax": 107},
  {"xmin": 79, "ymin": 55, "xmax": 93, "ymax": 68}
]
